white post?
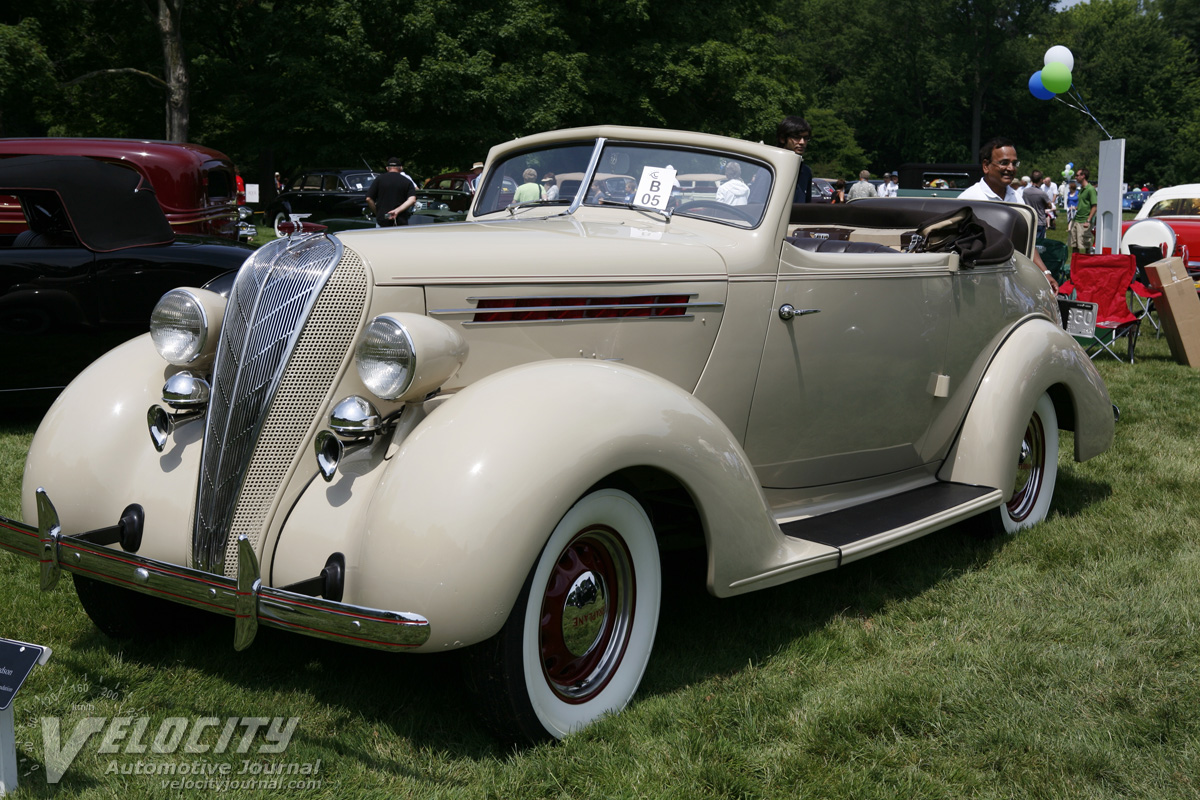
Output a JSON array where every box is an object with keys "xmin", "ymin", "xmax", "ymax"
[
  {"xmin": 0, "ymin": 703, "xmax": 17, "ymax": 795},
  {"xmin": 1096, "ymin": 138, "xmax": 1126, "ymax": 254}
]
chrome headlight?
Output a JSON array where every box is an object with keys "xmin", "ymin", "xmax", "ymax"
[
  {"xmin": 150, "ymin": 289, "xmax": 208, "ymax": 364},
  {"xmin": 355, "ymin": 313, "xmax": 468, "ymax": 402},
  {"xmin": 355, "ymin": 317, "xmax": 416, "ymax": 400},
  {"xmin": 149, "ymin": 287, "xmax": 227, "ymax": 366}
]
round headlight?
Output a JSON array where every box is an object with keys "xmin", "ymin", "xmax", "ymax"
[
  {"xmin": 355, "ymin": 316, "xmax": 416, "ymax": 400},
  {"xmin": 150, "ymin": 289, "xmax": 208, "ymax": 365}
]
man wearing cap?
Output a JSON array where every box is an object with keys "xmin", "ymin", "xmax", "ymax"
[
  {"xmin": 878, "ymin": 172, "xmax": 898, "ymax": 198},
  {"xmin": 366, "ymin": 157, "xmax": 416, "ymax": 227}
]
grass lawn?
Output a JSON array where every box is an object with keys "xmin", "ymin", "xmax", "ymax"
[{"xmin": 3, "ymin": 323, "xmax": 1200, "ymax": 798}]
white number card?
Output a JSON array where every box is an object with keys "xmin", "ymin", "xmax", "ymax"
[{"xmin": 634, "ymin": 166, "xmax": 677, "ymax": 211}]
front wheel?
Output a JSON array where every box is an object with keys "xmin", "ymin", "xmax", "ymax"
[
  {"xmin": 272, "ymin": 211, "xmax": 289, "ymax": 238},
  {"xmin": 467, "ymin": 489, "xmax": 661, "ymax": 743},
  {"xmin": 980, "ymin": 392, "xmax": 1059, "ymax": 536}
]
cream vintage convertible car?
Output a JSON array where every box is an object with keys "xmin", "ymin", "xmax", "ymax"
[{"xmin": 0, "ymin": 125, "xmax": 1114, "ymax": 743}]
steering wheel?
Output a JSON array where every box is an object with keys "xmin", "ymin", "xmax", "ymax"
[{"xmin": 673, "ymin": 200, "xmax": 756, "ymax": 224}]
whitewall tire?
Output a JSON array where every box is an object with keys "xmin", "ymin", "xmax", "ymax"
[
  {"xmin": 987, "ymin": 392, "xmax": 1059, "ymax": 534},
  {"xmin": 468, "ymin": 488, "xmax": 661, "ymax": 742}
]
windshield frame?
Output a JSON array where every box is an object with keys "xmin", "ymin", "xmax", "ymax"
[{"xmin": 472, "ymin": 136, "xmax": 775, "ymax": 229}]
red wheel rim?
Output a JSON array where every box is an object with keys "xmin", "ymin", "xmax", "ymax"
[{"xmin": 537, "ymin": 525, "xmax": 635, "ymax": 703}]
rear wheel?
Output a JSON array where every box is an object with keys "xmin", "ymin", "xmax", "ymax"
[
  {"xmin": 981, "ymin": 392, "xmax": 1059, "ymax": 535},
  {"xmin": 467, "ymin": 489, "xmax": 661, "ymax": 742},
  {"xmin": 273, "ymin": 212, "xmax": 288, "ymax": 238}
]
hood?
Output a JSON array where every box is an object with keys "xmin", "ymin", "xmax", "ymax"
[{"xmin": 333, "ymin": 215, "xmax": 730, "ymax": 285}]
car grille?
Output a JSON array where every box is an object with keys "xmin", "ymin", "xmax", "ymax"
[{"xmin": 192, "ymin": 236, "xmax": 368, "ymax": 576}]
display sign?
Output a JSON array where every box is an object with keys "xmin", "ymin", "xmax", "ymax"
[
  {"xmin": 633, "ymin": 166, "xmax": 677, "ymax": 211},
  {"xmin": 1058, "ymin": 298, "xmax": 1098, "ymax": 338},
  {"xmin": 0, "ymin": 639, "xmax": 46, "ymax": 711}
]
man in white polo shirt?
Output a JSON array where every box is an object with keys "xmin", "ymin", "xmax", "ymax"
[{"xmin": 959, "ymin": 137, "xmax": 1058, "ymax": 291}]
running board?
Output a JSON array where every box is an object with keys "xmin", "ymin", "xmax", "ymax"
[{"xmin": 780, "ymin": 482, "xmax": 1003, "ymax": 566}]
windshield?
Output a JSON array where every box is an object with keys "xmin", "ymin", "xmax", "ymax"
[
  {"xmin": 344, "ymin": 172, "xmax": 377, "ymax": 191},
  {"xmin": 474, "ymin": 140, "xmax": 773, "ymax": 228}
]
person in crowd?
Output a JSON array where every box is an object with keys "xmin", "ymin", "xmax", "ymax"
[
  {"xmin": 274, "ymin": 171, "xmax": 284, "ymax": 192},
  {"xmin": 365, "ymin": 156, "xmax": 416, "ymax": 227},
  {"xmin": 1023, "ymin": 169, "xmax": 1052, "ymax": 240},
  {"xmin": 959, "ymin": 137, "xmax": 1058, "ymax": 290},
  {"xmin": 877, "ymin": 172, "xmax": 898, "ymax": 198},
  {"xmin": 831, "ymin": 178, "xmax": 847, "ymax": 204},
  {"xmin": 1042, "ymin": 176, "xmax": 1059, "ymax": 228},
  {"xmin": 513, "ymin": 167, "xmax": 544, "ymax": 203},
  {"xmin": 1069, "ymin": 168, "xmax": 1098, "ymax": 255},
  {"xmin": 847, "ymin": 170, "xmax": 877, "ymax": 200},
  {"xmin": 714, "ymin": 161, "xmax": 750, "ymax": 205},
  {"xmin": 541, "ymin": 172, "xmax": 559, "ymax": 201},
  {"xmin": 775, "ymin": 116, "xmax": 813, "ymax": 203}
]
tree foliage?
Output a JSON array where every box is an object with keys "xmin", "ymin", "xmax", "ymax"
[{"xmin": 4, "ymin": 0, "xmax": 1200, "ymax": 188}]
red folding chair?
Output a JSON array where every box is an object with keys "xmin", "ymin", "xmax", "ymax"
[{"xmin": 1058, "ymin": 253, "xmax": 1145, "ymax": 362}]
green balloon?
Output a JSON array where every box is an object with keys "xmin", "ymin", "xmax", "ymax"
[{"xmin": 1042, "ymin": 62, "xmax": 1072, "ymax": 93}]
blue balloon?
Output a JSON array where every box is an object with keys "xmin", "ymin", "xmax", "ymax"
[{"xmin": 1029, "ymin": 71, "xmax": 1055, "ymax": 100}]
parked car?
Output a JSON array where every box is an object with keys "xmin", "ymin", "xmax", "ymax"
[
  {"xmin": 1121, "ymin": 183, "xmax": 1200, "ymax": 275},
  {"xmin": 1121, "ymin": 189, "xmax": 1149, "ymax": 212},
  {"xmin": 0, "ymin": 137, "xmax": 241, "ymax": 240},
  {"xmin": 265, "ymin": 168, "xmax": 380, "ymax": 236},
  {"xmin": 424, "ymin": 170, "xmax": 481, "ymax": 194},
  {"xmin": 897, "ymin": 163, "xmax": 983, "ymax": 198},
  {"xmin": 3, "ymin": 125, "xmax": 1114, "ymax": 745},
  {"xmin": 811, "ymin": 177, "xmax": 834, "ymax": 203},
  {"xmin": 0, "ymin": 154, "xmax": 253, "ymax": 406}
]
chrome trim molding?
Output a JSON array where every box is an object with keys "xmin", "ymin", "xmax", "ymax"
[{"xmin": 0, "ymin": 490, "xmax": 430, "ymax": 652}]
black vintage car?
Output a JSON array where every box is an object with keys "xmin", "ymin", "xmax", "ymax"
[
  {"xmin": 265, "ymin": 168, "xmax": 381, "ymax": 236},
  {"xmin": 0, "ymin": 155, "xmax": 254, "ymax": 406}
]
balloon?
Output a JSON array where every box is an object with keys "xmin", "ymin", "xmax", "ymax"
[
  {"xmin": 1041, "ymin": 62, "xmax": 1072, "ymax": 93},
  {"xmin": 1044, "ymin": 45, "xmax": 1075, "ymax": 72},
  {"xmin": 1062, "ymin": 168, "xmax": 1073, "ymax": 178},
  {"xmin": 1029, "ymin": 71, "xmax": 1055, "ymax": 100}
]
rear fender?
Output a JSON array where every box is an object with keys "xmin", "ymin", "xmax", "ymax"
[
  {"xmin": 349, "ymin": 359, "xmax": 779, "ymax": 649},
  {"xmin": 938, "ymin": 318, "xmax": 1113, "ymax": 496}
]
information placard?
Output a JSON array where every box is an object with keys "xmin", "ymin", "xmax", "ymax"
[{"xmin": 0, "ymin": 639, "xmax": 45, "ymax": 711}]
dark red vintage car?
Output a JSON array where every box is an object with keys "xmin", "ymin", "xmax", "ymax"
[{"xmin": 0, "ymin": 138, "xmax": 240, "ymax": 240}]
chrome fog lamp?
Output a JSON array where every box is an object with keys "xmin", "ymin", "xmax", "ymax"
[
  {"xmin": 329, "ymin": 396, "xmax": 382, "ymax": 439},
  {"xmin": 150, "ymin": 289, "xmax": 209, "ymax": 365},
  {"xmin": 162, "ymin": 371, "xmax": 211, "ymax": 410},
  {"xmin": 356, "ymin": 316, "xmax": 416, "ymax": 400}
]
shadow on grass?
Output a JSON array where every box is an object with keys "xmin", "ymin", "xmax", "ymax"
[
  {"xmin": 32, "ymin": 472, "xmax": 1114, "ymax": 764},
  {"xmin": 37, "ymin": 523, "xmax": 1017, "ymax": 764}
]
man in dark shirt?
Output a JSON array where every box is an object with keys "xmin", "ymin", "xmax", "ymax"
[
  {"xmin": 777, "ymin": 116, "xmax": 813, "ymax": 204},
  {"xmin": 1023, "ymin": 169, "xmax": 1052, "ymax": 240},
  {"xmin": 366, "ymin": 157, "xmax": 416, "ymax": 226}
]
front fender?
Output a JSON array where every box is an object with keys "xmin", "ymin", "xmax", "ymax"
[
  {"xmin": 21, "ymin": 334, "xmax": 197, "ymax": 566},
  {"xmin": 938, "ymin": 318, "xmax": 1114, "ymax": 495},
  {"xmin": 349, "ymin": 359, "xmax": 777, "ymax": 650}
]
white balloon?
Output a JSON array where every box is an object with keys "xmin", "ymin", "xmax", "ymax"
[{"xmin": 1045, "ymin": 45, "xmax": 1074, "ymax": 72}]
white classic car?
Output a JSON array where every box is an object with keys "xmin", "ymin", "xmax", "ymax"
[{"xmin": 1, "ymin": 125, "xmax": 1114, "ymax": 743}]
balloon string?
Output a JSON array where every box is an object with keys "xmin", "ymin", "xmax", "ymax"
[{"xmin": 1055, "ymin": 85, "xmax": 1113, "ymax": 139}]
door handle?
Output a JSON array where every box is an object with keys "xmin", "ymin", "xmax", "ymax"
[{"xmin": 779, "ymin": 304, "xmax": 820, "ymax": 320}]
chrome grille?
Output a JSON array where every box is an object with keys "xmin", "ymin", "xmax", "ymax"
[{"xmin": 192, "ymin": 236, "xmax": 350, "ymax": 573}]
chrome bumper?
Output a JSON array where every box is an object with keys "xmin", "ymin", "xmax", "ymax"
[{"xmin": 0, "ymin": 489, "xmax": 430, "ymax": 651}]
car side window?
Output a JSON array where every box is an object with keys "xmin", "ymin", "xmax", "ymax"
[
  {"xmin": 1148, "ymin": 200, "xmax": 1177, "ymax": 217},
  {"xmin": 323, "ymin": 175, "xmax": 340, "ymax": 192},
  {"xmin": 302, "ymin": 174, "xmax": 322, "ymax": 191},
  {"xmin": 1180, "ymin": 198, "xmax": 1200, "ymax": 216}
]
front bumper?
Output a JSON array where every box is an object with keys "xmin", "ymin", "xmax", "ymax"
[{"xmin": 0, "ymin": 489, "xmax": 430, "ymax": 651}]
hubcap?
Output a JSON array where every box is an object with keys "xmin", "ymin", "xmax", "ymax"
[
  {"xmin": 1008, "ymin": 412, "xmax": 1046, "ymax": 521},
  {"xmin": 538, "ymin": 526, "xmax": 634, "ymax": 703}
]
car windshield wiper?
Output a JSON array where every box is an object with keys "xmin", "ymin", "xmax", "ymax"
[
  {"xmin": 591, "ymin": 200, "xmax": 673, "ymax": 224},
  {"xmin": 507, "ymin": 200, "xmax": 571, "ymax": 217}
]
